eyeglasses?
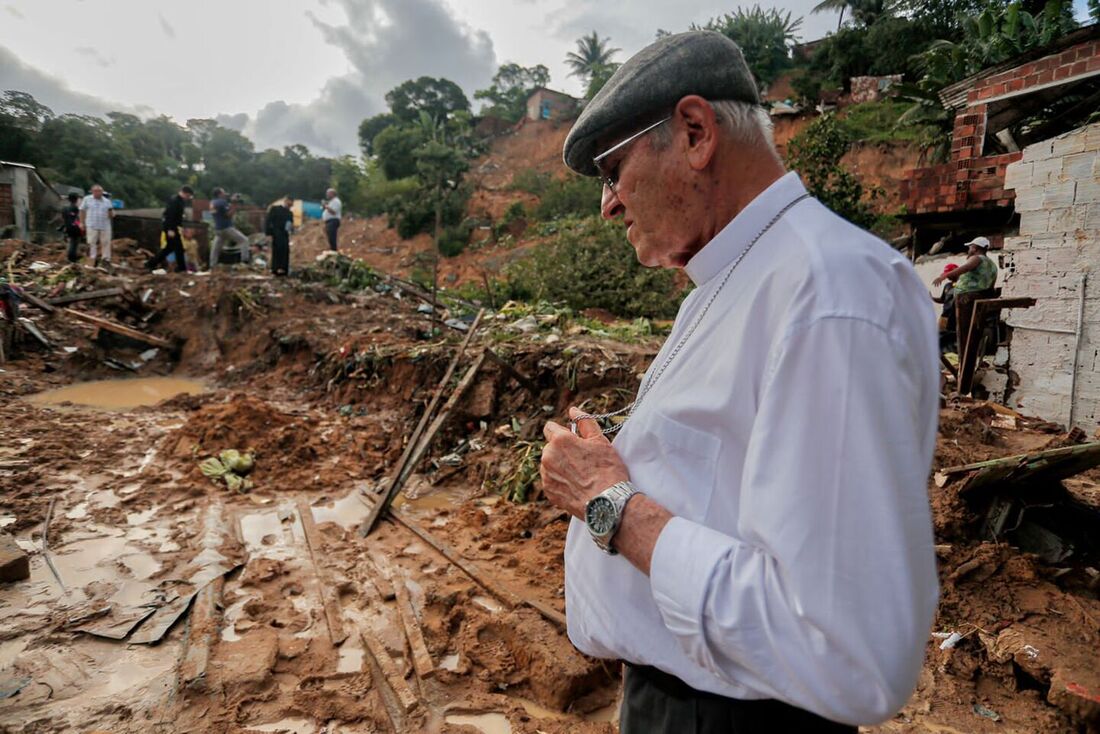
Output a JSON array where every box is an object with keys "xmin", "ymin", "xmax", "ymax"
[{"xmin": 593, "ymin": 116, "xmax": 671, "ymax": 193}]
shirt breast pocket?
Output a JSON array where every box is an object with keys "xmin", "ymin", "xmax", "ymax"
[{"xmin": 641, "ymin": 411, "xmax": 722, "ymax": 522}]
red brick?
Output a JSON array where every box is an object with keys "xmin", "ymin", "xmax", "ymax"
[
  {"xmin": 954, "ymin": 123, "xmax": 976, "ymax": 137},
  {"xmin": 1008, "ymin": 77, "xmax": 1025, "ymax": 92},
  {"xmin": 1071, "ymin": 60, "xmax": 1088, "ymax": 77},
  {"xmin": 1088, "ymin": 57, "xmax": 1100, "ymax": 72},
  {"xmin": 1038, "ymin": 70, "xmax": 1054, "ymax": 84},
  {"xmin": 1055, "ymin": 65, "xmax": 1071, "ymax": 80}
]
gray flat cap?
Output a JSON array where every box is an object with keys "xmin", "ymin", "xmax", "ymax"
[{"xmin": 563, "ymin": 31, "xmax": 759, "ymax": 176}]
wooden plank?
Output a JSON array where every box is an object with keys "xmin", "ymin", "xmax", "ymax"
[
  {"xmin": 391, "ymin": 566, "xmax": 435, "ymax": 680},
  {"xmin": 47, "ymin": 287, "xmax": 125, "ymax": 306},
  {"xmin": 360, "ymin": 630, "xmax": 419, "ymax": 713},
  {"xmin": 386, "ymin": 506, "xmax": 567, "ymax": 629},
  {"xmin": 177, "ymin": 576, "xmax": 224, "ymax": 690},
  {"xmin": 360, "ymin": 349, "xmax": 487, "ymax": 537},
  {"xmin": 940, "ymin": 442, "xmax": 1100, "ymax": 475},
  {"xmin": 958, "ymin": 297, "xmax": 1036, "ymax": 395},
  {"xmin": 360, "ymin": 310, "xmax": 484, "ymax": 538},
  {"xmin": 62, "ymin": 308, "xmax": 172, "ymax": 348},
  {"xmin": 20, "ymin": 292, "xmax": 55, "ymax": 314},
  {"xmin": 297, "ymin": 500, "xmax": 348, "ymax": 646},
  {"xmin": 15, "ymin": 318, "xmax": 52, "ymax": 348}
]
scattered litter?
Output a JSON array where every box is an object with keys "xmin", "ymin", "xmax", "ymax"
[
  {"xmin": 28, "ymin": 261, "xmax": 52, "ymax": 272},
  {"xmin": 151, "ymin": 268, "xmax": 168, "ymax": 275},
  {"xmin": 973, "ymin": 704, "xmax": 1001, "ymax": 722},
  {"xmin": 178, "ymin": 290, "xmax": 191, "ymax": 298},
  {"xmin": 63, "ymin": 346, "xmax": 78, "ymax": 353},
  {"xmin": 417, "ymin": 303, "xmax": 434, "ymax": 314},
  {"xmin": 1021, "ymin": 644, "xmax": 1040, "ymax": 660},
  {"xmin": 510, "ymin": 315, "xmax": 539, "ymax": 333},
  {"xmin": 444, "ymin": 318, "xmax": 469, "ymax": 331},
  {"xmin": 0, "ymin": 678, "xmax": 30, "ymax": 700},
  {"xmin": 938, "ymin": 631, "xmax": 964, "ymax": 650},
  {"xmin": 140, "ymin": 349, "xmax": 158, "ymax": 361}
]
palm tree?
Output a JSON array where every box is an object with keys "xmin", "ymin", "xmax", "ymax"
[
  {"xmin": 565, "ymin": 31, "xmax": 620, "ymax": 80},
  {"xmin": 811, "ymin": 0, "xmax": 895, "ymax": 28}
]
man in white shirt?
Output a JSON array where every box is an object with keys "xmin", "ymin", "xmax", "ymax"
[
  {"xmin": 79, "ymin": 184, "xmax": 114, "ymax": 266},
  {"xmin": 540, "ymin": 31, "xmax": 939, "ymax": 733},
  {"xmin": 322, "ymin": 187, "xmax": 342, "ymax": 251}
]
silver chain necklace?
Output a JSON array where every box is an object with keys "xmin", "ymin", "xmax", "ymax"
[{"xmin": 571, "ymin": 193, "xmax": 811, "ymax": 436}]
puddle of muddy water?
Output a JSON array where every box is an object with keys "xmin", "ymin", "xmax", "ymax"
[
  {"xmin": 27, "ymin": 377, "xmax": 205, "ymax": 410},
  {"xmin": 445, "ymin": 713, "xmax": 512, "ymax": 734},
  {"xmin": 243, "ymin": 717, "xmax": 319, "ymax": 734},
  {"xmin": 309, "ymin": 492, "xmax": 370, "ymax": 530},
  {"xmin": 439, "ymin": 653, "xmax": 460, "ymax": 671}
]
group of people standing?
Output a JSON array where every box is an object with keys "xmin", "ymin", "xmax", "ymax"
[
  {"xmin": 61, "ymin": 183, "xmax": 342, "ymax": 278},
  {"xmin": 142, "ymin": 187, "xmax": 341, "ymax": 277}
]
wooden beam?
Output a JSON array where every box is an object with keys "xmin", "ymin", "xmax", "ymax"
[
  {"xmin": 297, "ymin": 500, "xmax": 348, "ymax": 646},
  {"xmin": 359, "ymin": 310, "xmax": 484, "ymax": 537},
  {"xmin": 47, "ymin": 288, "xmax": 125, "ymax": 306},
  {"xmin": 386, "ymin": 506, "xmax": 566, "ymax": 629},
  {"xmin": 391, "ymin": 565, "xmax": 435, "ymax": 680},
  {"xmin": 360, "ymin": 349, "xmax": 487, "ymax": 537},
  {"xmin": 177, "ymin": 576, "xmax": 224, "ymax": 690},
  {"xmin": 20, "ymin": 292, "xmax": 55, "ymax": 314},
  {"xmin": 62, "ymin": 308, "xmax": 172, "ymax": 349},
  {"xmin": 360, "ymin": 629, "xmax": 419, "ymax": 713},
  {"xmin": 940, "ymin": 441, "xmax": 1100, "ymax": 476}
]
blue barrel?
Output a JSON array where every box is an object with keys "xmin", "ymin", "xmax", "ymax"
[{"xmin": 300, "ymin": 201, "xmax": 323, "ymax": 220}]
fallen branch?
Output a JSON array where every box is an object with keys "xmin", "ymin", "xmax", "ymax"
[
  {"xmin": 19, "ymin": 292, "xmax": 55, "ymax": 314},
  {"xmin": 391, "ymin": 564, "xmax": 435, "ymax": 679},
  {"xmin": 42, "ymin": 496, "xmax": 65, "ymax": 591}
]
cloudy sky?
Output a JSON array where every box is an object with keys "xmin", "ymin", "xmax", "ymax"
[{"xmin": 0, "ymin": 0, "xmax": 1092, "ymax": 156}]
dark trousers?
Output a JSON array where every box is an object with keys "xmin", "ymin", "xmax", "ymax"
[
  {"xmin": 66, "ymin": 232, "xmax": 81, "ymax": 263},
  {"xmin": 621, "ymin": 664, "xmax": 857, "ymax": 734},
  {"xmin": 271, "ymin": 231, "xmax": 289, "ymax": 275},
  {"xmin": 147, "ymin": 230, "xmax": 187, "ymax": 272},
  {"xmin": 325, "ymin": 218, "xmax": 340, "ymax": 251}
]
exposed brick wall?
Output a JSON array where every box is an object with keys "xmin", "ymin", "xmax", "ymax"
[
  {"xmin": 902, "ymin": 37, "xmax": 1099, "ymax": 217},
  {"xmin": 1000, "ymin": 123, "xmax": 1100, "ymax": 428}
]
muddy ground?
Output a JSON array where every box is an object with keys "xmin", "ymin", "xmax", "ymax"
[{"xmin": 2, "ymin": 236, "xmax": 1099, "ymax": 734}]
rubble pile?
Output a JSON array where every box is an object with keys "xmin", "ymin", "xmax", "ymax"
[{"xmin": 1, "ymin": 235, "xmax": 1098, "ymax": 733}]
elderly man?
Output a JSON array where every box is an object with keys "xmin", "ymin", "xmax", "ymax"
[
  {"xmin": 322, "ymin": 187, "xmax": 341, "ymax": 251},
  {"xmin": 540, "ymin": 32, "xmax": 939, "ymax": 733},
  {"xmin": 79, "ymin": 184, "xmax": 114, "ymax": 267}
]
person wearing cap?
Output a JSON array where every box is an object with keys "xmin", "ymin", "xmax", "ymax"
[
  {"xmin": 932, "ymin": 236, "xmax": 997, "ymax": 359},
  {"xmin": 538, "ymin": 31, "xmax": 939, "ymax": 733}
]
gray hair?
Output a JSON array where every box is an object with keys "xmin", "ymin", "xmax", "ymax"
[{"xmin": 651, "ymin": 99, "xmax": 776, "ymax": 154}]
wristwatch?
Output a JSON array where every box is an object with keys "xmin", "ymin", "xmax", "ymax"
[{"xmin": 585, "ymin": 481, "xmax": 639, "ymax": 555}]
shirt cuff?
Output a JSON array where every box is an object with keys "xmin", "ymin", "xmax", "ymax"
[{"xmin": 649, "ymin": 516, "xmax": 733, "ymax": 643}]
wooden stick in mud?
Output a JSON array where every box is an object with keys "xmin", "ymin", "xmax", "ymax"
[
  {"xmin": 62, "ymin": 307, "xmax": 172, "ymax": 348},
  {"xmin": 359, "ymin": 312, "xmax": 485, "ymax": 537},
  {"xmin": 360, "ymin": 629, "xmax": 419, "ymax": 713},
  {"xmin": 483, "ymin": 347, "xmax": 539, "ymax": 396},
  {"xmin": 41, "ymin": 496, "xmax": 66, "ymax": 591},
  {"xmin": 19, "ymin": 291, "xmax": 56, "ymax": 314},
  {"xmin": 391, "ymin": 565, "xmax": 436, "ymax": 679},
  {"xmin": 385, "ymin": 506, "xmax": 567, "ymax": 629},
  {"xmin": 297, "ymin": 499, "xmax": 348, "ymax": 646}
]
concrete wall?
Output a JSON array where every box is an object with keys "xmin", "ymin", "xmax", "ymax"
[{"xmin": 1001, "ymin": 123, "xmax": 1100, "ymax": 427}]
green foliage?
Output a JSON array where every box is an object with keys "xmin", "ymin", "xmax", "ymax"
[
  {"xmin": 811, "ymin": 0, "xmax": 896, "ymax": 27},
  {"xmin": 1091, "ymin": 0, "xmax": 1099, "ymax": 23},
  {"xmin": 585, "ymin": 63, "xmax": 620, "ymax": 100},
  {"xmin": 474, "ymin": 63, "xmax": 551, "ymax": 122},
  {"xmin": 358, "ymin": 113, "xmax": 396, "ymax": 157},
  {"xmin": 533, "ymin": 175, "xmax": 602, "ymax": 221},
  {"xmin": 509, "ymin": 168, "xmax": 552, "ymax": 195},
  {"xmin": 504, "ymin": 215, "xmax": 683, "ymax": 319},
  {"xmin": 786, "ymin": 114, "xmax": 877, "ymax": 228},
  {"xmin": 392, "ymin": 182, "xmax": 471, "ymax": 239},
  {"xmin": 373, "ymin": 124, "xmax": 427, "ymax": 180},
  {"xmin": 438, "ymin": 220, "xmax": 474, "ymax": 257},
  {"xmin": 699, "ymin": 5, "xmax": 803, "ymax": 90},
  {"xmin": 839, "ymin": 101, "xmax": 922, "ymax": 143},
  {"xmin": 385, "ymin": 77, "xmax": 470, "ymax": 125}
]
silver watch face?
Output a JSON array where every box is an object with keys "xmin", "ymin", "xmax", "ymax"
[{"xmin": 586, "ymin": 496, "xmax": 616, "ymax": 535}]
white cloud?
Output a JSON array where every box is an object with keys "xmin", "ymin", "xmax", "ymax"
[
  {"xmin": 0, "ymin": 44, "xmax": 133, "ymax": 117},
  {"xmin": 157, "ymin": 13, "xmax": 176, "ymax": 39},
  {"xmin": 75, "ymin": 46, "xmax": 115, "ymax": 68},
  {"xmin": 227, "ymin": 0, "xmax": 497, "ymax": 155}
]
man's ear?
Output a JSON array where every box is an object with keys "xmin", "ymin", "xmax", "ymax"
[{"xmin": 674, "ymin": 95, "xmax": 720, "ymax": 172}]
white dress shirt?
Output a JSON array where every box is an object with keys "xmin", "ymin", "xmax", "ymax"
[
  {"xmin": 323, "ymin": 197, "xmax": 342, "ymax": 221},
  {"xmin": 564, "ymin": 172, "xmax": 940, "ymax": 726},
  {"xmin": 80, "ymin": 195, "xmax": 113, "ymax": 231}
]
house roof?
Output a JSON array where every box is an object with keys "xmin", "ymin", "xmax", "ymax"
[
  {"xmin": 526, "ymin": 87, "xmax": 579, "ymax": 102},
  {"xmin": 939, "ymin": 23, "xmax": 1100, "ymax": 109}
]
